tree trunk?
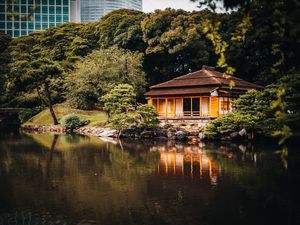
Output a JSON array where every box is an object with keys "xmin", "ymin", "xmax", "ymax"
[
  {"xmin": 45, "ymin": 85, "xmax": 58, "ymax": 125},
  {"xmin": 46, "ymin": 134, "xmax": 58, "ymax": 177},
  {"xmin": 36, "ymin": 87, "xmax": 46, "ymax": 111},
  {"xmin": 107, "ymin": 111, "xmax": 111, "ymax": 121}
]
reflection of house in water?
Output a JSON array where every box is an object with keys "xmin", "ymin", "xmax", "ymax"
[{"xmin": 151, "ymin": 144, "xmax": 221, "ymax": 186}]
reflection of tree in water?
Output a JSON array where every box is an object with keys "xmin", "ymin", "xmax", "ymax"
[
  {"xmin": 144, "ymin": 141, "xmax": 297, "ymax": 225},
  {"xmin": 0, "ymin": 133, "xmax": 161, "ymax": 224},
  {"xmin": 0, "ymin": 208, "xmax": 70, "ymax": 225},
  {"xmin": 63, "ymin": 133, "xmax": 89, "ymax": 145},
  {"xmin": 46, "ymin": 134, "xmax": 58, "ymax": 178},
  {"xmin": 0, "ymin": 134, "xmax": 298, "ymax": 225},
  {"xmin": 101, "ymin": 141, "xmax": 160, "ymax": 192}
]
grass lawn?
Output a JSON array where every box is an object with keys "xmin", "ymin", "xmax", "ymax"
[{"xmin": 23, "ymin": 104, "xmax": 107, "ymax": 127}]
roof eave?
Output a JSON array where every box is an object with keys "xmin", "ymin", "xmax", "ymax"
[{"xmin": 220, "ymin": 84, "xmax": 263, "ymax": 90}]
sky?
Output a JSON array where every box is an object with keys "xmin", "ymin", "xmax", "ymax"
[{"xmin": 143, "ymin": 0, "xmax": 200, "ymax": 12}]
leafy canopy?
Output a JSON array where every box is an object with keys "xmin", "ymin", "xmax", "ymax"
[
  {"xmin": 66, "ymin": 47, "xmax": 146, "ymax": 110},
  {"xmin": 136, "ymin": 104, "xmax": 160, "ymax": 128},
  {"xmin": 102, "ymin": 84, "xmax": 136, "ymax": 114},
  {"xmin": 101, "ymin": 84, "xmax": 160, "ymax": 130},
  {"xmin": 204, "ymin": 87, "xmax": 279, "ymax": 136}
]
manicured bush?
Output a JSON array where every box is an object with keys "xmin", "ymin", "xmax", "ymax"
[
  {"xmin": 203, "ymin": 112, "xmax": 257, "ymax": 136},
  {"xmin": 136, "ymin": 104, "xmax": 160, "ymax": 128},
  {"xmin": 203, "ymin": 87, "xmax": 280, "ymax": 138},
  {"xmin": 60, "ymin": 114, "xmax": 86, "ymax": 130},
  {"xmin": 102, "ymin": 84, "xmax": 138, "ymax": 130},
  {"xmin": 108, "ymin": 113, "xmax": 137, "ymax": 130}
]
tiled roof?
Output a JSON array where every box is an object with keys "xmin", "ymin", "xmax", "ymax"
[
  {"xmin": 150, "ymin": 68, "xmax": 262, "ymax": 90},
  {"xmin": 144, "ymin": 86, "xmax": 218, "ymax": 96}
]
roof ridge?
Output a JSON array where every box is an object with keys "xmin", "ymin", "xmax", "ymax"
[
  {"xmin": 204, "ymin": 69, "xmax": 222, "ymax": 85},
  {"xmin": 149, "ymin": 68, "xmax": 263, "ymax": 90},
  {"xmin": 150, "ymin": 78, "xmax": 176, "ymax": 88},
  {"xmin": 174, "ymin": 70, "xmax": 198, "ymax": 80}
]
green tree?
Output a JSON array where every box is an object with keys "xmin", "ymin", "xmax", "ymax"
[
  {"xmin": 5, "ymin": 34, "xmax": 41, "ymax": 108},
  {"xmin": 25, "ymin": 58, "xmax": 63, "ymax": 125},
  {"xmin": 0, "ymin": 33, "xmax": 12, "ymax": 105},
  {"xmin": 102, "ymin": 84, "xmax": 136, "ymax": 115},
  {"xmin": 3, "ymin": 22, "xmax": 99, "ymax": 111},
  {"xmin": 65, "ymin": 47, "xmax": 146, "ymax": 109},
  {"xmin": 136, "ymin": 104, "xmax": 160, "ymax": 128},
  {"xmin": 95, "ymin": 9, "xmax": 146, "ymax": 52},
  {"xmin": 204, "ymin": 87, "xmax": 279, "ymax": 137},
  {"xmin": 108, "ymin": 113, "xmax": 137, "ymax": 131},
  {"xmin": 192, "ymin": 0, "xmax": 300, "ymax": 84},
  {"xmin": 35, "ymin": 23, "xmax": 96, "ymax": 64},
  {"xmin": 272, "ymin": 72, "xmax": 300, "ymax": 142},
  {"xmin": 101, "ymin": 84, "xmax": 137, "ymax": 130},
  {"xmin": 141, "ymin": 8, "xmax": 216, "ymax": 84}
]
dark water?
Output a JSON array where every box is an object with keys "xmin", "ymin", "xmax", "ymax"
[{"xmin": 0, "ymin": 132, "xmax": 299, "ymax": 225}]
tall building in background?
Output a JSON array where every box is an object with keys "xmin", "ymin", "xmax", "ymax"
[
  {"xmin": 0, "ymin": 0, "xmax": 142, "ymax": 38},
  {"xmin": 80, "ymin": 0, "xmax": 142, "ymax": 22},
  {"xmin": 0, "ymin": 0, "xmax": 80, "ymax": 38}
]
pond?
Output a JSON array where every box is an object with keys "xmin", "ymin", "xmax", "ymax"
[{"xmin": 0, "ymin": 132, "xmax": 299, "ymax": 225}]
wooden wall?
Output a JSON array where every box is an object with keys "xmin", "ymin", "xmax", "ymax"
[{"xmin": 210, "ymin": 96, "xmax": 219, "ymax": 117}]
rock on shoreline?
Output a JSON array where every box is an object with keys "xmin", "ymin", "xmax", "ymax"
[{"xmin": 21, "ymin": 124, "xmax": 256, "ymax": 143}]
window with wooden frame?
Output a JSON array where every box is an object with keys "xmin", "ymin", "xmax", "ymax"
[
  {"xmin": 152, "ymin": 99, "xmax": 158, "ymax": 111},
  {"xmin": 219, "ymin": 97, "xmax": 230, "ymax": 114}
]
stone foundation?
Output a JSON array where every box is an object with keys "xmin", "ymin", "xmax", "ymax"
[{"xmin": 159, "ymin": 118, "xmax": 214, "ymax": 128}]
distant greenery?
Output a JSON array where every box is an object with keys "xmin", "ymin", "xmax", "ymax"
[{"xmin": 60, "ymin": 114, "xmax": 87, "ymax": 130}]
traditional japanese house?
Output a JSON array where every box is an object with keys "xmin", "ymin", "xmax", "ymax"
[{"xmin": 145, "ymin": 66, "xmax": 262, "ymax": 121}]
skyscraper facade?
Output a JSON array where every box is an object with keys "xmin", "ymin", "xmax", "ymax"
[
  {"xmin": 80, "ymin": 0, "xmax": 142, "ymax": 22},
  {"xmin": 0, "ymin": 0, "xmax": 142, "ymax": 37},
  {"xmin": 0, "ymin": 0, "xmax": 80, "ymax": 38}
]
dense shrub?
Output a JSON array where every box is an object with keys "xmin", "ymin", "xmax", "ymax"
[
  {"xmin": 203, "ymin": 112, "xmax": 257, "ymax": 136},
  {"xmin": 102, "ymin": 84, "xmax": 160, "ymax": 130},
  {"xmin": 60, "ymin": 114, "xmax": 87, "ymax": 130},
  {"xmin": 136, "ymin": 104, "xmax": 160, "ymax": 128},
  {"xmin": 102, "ymin": 84, "xmax": 137, "ymax": 130},
  {"xmin": 108, "ymin": 114, "xmax": 137, "ymax": 130},
  {"xmin": 204, "ymin": 87, "xmax": 280, "ymax": 137}
]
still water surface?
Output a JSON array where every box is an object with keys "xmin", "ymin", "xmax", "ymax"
[{"xmin": 0, "ymin": 132, "xmax": 299, "ymax": 225}]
